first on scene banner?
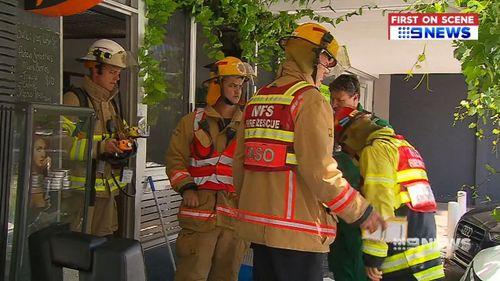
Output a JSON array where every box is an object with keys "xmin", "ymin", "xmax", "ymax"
[{"xmin": 388, "ymin": 13, "xmax": 479, "ymax": 40}]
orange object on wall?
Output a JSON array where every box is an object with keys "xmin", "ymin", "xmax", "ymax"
[{"xmin": 25, "ymin": 0, "xmax": 103, "ymax": 17}]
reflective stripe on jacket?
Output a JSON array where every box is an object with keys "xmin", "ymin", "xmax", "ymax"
[
  {"xmin": 165, "ymin": 106, "xmax": 242, "ymax": 231},
  {"xmin": 233, "ymin": 61, "xmax": 371, "ymax": 253},
  {"xmin": 359, "ymin": 128, "xmax": 443, "ymax": 279},
  {"xmin": 63, "ymin": 77, "xmax": 124, "ymax": 198},
  {"xmin": 70, "ymin": 175, "xmax": 124, "ymax": 193},
  {"xmin": 381, "ymin": 241, "xmax": 444, "ymax": 281},
  {"xmin": 392, "ymin": 135, "xmax": 437, "ymax": 213},
  {"xmin": 243, "ymin": 81, "xmax": 313, "ymax": 171},
  {"xmin": 188, "ymin": 108, "xmax": 236, "ymax": 193}
]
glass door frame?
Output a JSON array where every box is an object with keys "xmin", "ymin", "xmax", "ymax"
[
  {"xmin": 95, "ymin": 0, "xmax": 140, "ymax": 239},
  {"xmin": 8, "ymin": 103, "xmax": 95, "ymax": 281}
]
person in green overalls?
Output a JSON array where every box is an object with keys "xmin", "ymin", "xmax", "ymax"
[{"xmin": 327, "ymin": 74, "xmax": 391, "ymax": 281}]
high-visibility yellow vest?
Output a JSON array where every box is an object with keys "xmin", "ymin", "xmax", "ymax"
[
  {"xmin": 70, "ymin": 175, "xmax": 125, "ymax": 193},
  {"xmin": 392, "ymin": 136, "xmax": 437, "ymax": 212},
  {"xmin": 380, "ymin": 241, "xmax": 444, "ymax": 281}
]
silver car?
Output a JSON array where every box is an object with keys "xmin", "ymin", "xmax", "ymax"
[{"xmin": 460, "ymin": 245, "xmax": 500, "ymax": 281}]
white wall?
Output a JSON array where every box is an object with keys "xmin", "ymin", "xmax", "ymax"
[
  {"xmin": 323, "ymin": 10, "xmax": 461, "ymax": 76},
  {"xmin": 373, "ymin": 74, "xmax": 391, "ymax": 120},
  {"xmin": 270, "ymin": 1, "xmax": 462, "ymax": 77}
]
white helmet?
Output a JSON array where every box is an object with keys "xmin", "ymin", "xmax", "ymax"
[{"xmin": 79, "ymin": 39, "xmax": 128, "ymax": 68}]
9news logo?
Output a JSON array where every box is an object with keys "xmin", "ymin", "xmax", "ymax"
[{"xmin": 389, "ymin": 13, "xmax": 479, "ymax": 40}]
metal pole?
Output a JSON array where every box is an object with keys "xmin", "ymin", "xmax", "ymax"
[{"xmin": 147, "ymin": 176, "xmax": 176, "ymax": 271}]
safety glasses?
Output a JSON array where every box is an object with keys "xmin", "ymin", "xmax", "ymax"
[{"xmin": 319, "ymin": 51, "xmax": 338, "ymax": 69}]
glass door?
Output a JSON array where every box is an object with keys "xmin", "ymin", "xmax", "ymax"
[{"xmin": 5, "ymin": 103, "xmax": 95, "ymax": 281}]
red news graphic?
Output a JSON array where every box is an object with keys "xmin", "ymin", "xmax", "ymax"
[{"xmin": 388, "ymin": 13, "xmax": 479, "ymax": 40}]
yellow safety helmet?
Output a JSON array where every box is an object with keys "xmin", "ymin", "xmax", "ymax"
[
  {"xmin": 79, "ymin": 39, "xmax": 130, "ymax": 69},
  {"xmin": 205, "ymin": 56, "xmax": 254, "ymax": 106},
  {"xmin": 280, "ymin": 22, "xmax": 339, "ymax": 65}
]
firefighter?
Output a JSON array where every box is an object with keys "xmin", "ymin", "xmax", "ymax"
[
  {"xmin": 334, "ymin": 107, "xmax": 444, "ymax": 281},
  {"xmin": 328, "ymin": 74, "xmax": 391, "ymax": 281},
  {"xmin": 232, "ymin": 22, "xmax": 386, "ymax": 281},
  {"xmin": 165, "ymin": 56, "xmax": 254, "ymax": 281},
  {"xmin": 63, "ymin": 39, "xmax": 133, "ymax": 236}
]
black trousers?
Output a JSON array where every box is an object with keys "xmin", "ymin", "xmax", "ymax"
[{"xmin": 252, "ymin": 243, "xmax": 325, "ymax": 281}]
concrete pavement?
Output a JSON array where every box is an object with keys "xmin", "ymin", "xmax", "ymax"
[{"xmin": 436, "ymin": 203, "xmax": 466, "ymax": 281}]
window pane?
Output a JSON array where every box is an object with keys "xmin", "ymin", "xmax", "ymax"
[
  {"xmin": 7, "ymin": 104, "xmax": 94, "ymax": 281},
  {"xmin": 146, "ymin": 11, "xmax": 190, "ymax": 165},
  {"xmin": 4, "ymin": 106, "xmax": 21, "ymax": 281}
]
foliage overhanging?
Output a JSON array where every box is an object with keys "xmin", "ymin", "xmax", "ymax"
[
  {"xmin": 403, "ymin": 0, "xmax": 499, "ymax": 146},
  {"xmin": 140, "ymin": 0, "xmax": 499, "ymax": 149},
  {"xmin": 139, "ymin": 0, "xmax": 376, "ymax": 105}
]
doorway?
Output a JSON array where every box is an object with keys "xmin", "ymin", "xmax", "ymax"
[{"xmin": 62, "ymin": 2, "xmax": 139, "ymax": 238}]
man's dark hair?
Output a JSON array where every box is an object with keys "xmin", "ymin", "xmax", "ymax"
[{"xmin": 329, "ymin": 74, "xmax": 360, "ymax": 97}]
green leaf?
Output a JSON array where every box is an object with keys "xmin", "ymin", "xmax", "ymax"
[
  {"xmin": 141, "ymin": 0, "xmax": 500, "ymax": 142},
  {"xmin": 484, "ymin": 164, "xmax": 497, "ymax": 175},
  {"xmin": 493, "ymin": 207, "xmax": 500, "ymax": 222}
]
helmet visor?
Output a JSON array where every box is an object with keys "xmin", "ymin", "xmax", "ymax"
[
  {"xmin": 327, "ymin": 46, "xmax": 351, "ymax": 77},
  {"xmin": 335, "ymin": 46, "xmax": 350, "ymax": 70},
  {"xmin": 123, "ymin": 50, "xmax": 138, "ymax": 68}
]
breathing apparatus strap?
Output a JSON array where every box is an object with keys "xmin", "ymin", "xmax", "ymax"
[{"xmin": 217, "ymin": 77, "xmax": 237, "ymax": 106}]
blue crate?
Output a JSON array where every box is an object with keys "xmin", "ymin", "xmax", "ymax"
[{"xmin": 238, "ymin": 264, "xmax": 253, "ymax": 281}]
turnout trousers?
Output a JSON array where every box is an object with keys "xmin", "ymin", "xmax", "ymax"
[
  {"xmin": 252, "ymin": 243, "xmax": 325, "ymax": 281},
  {"xmin": 174, "ymin": 226, "xmax": 248, "ymax": 281}
]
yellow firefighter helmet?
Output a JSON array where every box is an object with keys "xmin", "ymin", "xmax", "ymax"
[
  {"xmin": 205, "ymin": 56, "xmax": 254, "ymax": 106},
  {"xmin": 280, "ymin": 22, "xmax": 340, "ymax": 65}
]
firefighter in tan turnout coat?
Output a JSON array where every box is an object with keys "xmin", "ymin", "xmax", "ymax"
[
  {"xmin": 166, "ymin": 56, "xmax": 254, "ymax": 281},
  {"xmin": 232, "ymin": 22, "xmax": 386, "ymax": 281},
  {"xmin": 63, "ymin": 39, "xmax": 130, "ymax": 236}
]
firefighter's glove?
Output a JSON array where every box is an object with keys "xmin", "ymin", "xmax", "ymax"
[{"xmin": 182, "ymin": 189, "xmax": 200, "ymax": 208}]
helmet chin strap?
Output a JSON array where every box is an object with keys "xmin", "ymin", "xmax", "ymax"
[
  {"xmin": 96, "ymin": 63, "xmax": 104, "ymax": 75},
  {"xmin": 311, "ymin": 47, "xmax": 322, "ymax": 86},
  {"xmin": 222, "ymin": 96, "xmax": 236, "ymax": 106}
]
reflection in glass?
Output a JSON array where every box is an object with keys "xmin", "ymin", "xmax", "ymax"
[{"xmin": 6, "ymin": 104, "xmax": 94, "ymax": 281}]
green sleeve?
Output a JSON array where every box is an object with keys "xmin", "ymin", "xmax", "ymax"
[{"xmin": 334, "ymin": 151, "xmax": 361, "ymax": 189}]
